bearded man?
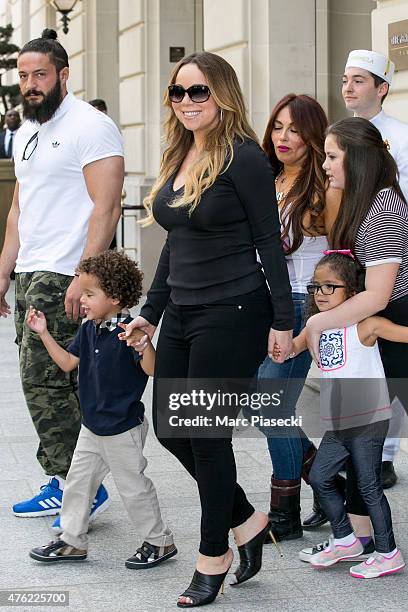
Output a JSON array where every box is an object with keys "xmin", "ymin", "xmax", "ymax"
[{"xmin": 0, "ymin": 29, "xmax": 124, "ymax": 519}]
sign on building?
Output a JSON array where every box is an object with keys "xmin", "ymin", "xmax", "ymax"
[{"xmin": 389, "ymin": 20, "xmax": 408, "ymax": 71}]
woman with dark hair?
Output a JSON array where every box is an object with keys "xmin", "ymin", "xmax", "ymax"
[
  {"xmin": 122, "ymin": 52, "xmax": 294, "ymax": 606},
  {"xmin": 301, "ymin": 116, "xmax": 408, "ymax": 567},
  {"xmin": 258, "ymin": 94, "xmax": 342, "ymax": 542}
]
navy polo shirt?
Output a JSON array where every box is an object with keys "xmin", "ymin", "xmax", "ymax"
[{"xmin": 68, "ymin": 316, "xmax": 148, "ymax": 436}]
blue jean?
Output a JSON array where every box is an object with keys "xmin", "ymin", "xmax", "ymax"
[
  {"xmin": 257, "ymin": 293, "xmax": 313, "ymax": 479},
  {"xmin": 309, "ymin": 420, "xmax": 395, "ymax": 553}
]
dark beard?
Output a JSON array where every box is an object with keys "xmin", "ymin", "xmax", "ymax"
[{"xmin": 22, "ymin": 79, "xmax": 62, "ymax": 124}]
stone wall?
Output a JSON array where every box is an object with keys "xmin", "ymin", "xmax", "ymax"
[{"xmin": 3, "ymin": 0, "xmax": 405, "ymax": 288}]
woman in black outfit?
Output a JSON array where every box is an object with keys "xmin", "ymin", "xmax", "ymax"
[{"xmin": 124, "ymin": 52, "xmax": 294, "ymax": 607}]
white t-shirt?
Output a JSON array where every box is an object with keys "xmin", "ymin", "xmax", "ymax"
[
  {"xmin": 278, "ymin": 200, "xmax": 328, "ymax": 293},
  {"xmin": 14, "ymin": 92, "xmax": 124, "ymax": 276}
]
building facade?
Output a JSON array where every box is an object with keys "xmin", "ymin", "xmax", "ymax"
[{"xmin": 1, "ymin": 0, "xmax": 407, "ymax": 284}]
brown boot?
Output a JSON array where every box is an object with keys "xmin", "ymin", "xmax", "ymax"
[
  {"xmin": 265, "ymin": 476, "xmax": 303, "ymax": 543},
  {"xmin": 301, "ymin": 443, "xmax": 317, "ymax": 484}
]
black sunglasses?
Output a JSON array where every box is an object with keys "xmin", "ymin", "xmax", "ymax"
[
  {"xmin": 168, "ymin": 84, "xmax": 211, "ymax": 103},
  {"xmin": 22, "ymin": 131, "xmax": 39, "ymax": 161},
  {"xmin": 306, "ymin": 283, "xmax": 346, "ymax": 296}
]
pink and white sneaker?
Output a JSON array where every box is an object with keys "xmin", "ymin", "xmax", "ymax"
[
  {"xmin": 309, "ymin": 536, "xmax": 363, "ymax": 567},
  {"xmin": 350, "ymin": 550, "xmax": 405, "ymax": 579}
]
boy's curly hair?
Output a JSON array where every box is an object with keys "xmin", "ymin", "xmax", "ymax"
[
  {"xmin": 307, "ymin": 252, "xmax": 365, "ymax": 318},
  {"xmin": 76, "ymin": 251, "xmax": 143, "ymax": 309}
]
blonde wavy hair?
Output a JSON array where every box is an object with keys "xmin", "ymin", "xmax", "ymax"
[{"xmin": 141, "ymin": 52, "xmax": 258, "ymax": 226}]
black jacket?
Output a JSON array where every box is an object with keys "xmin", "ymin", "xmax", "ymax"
[{"xmin": 0, "ymin": 131, "xmax": 8, "ymax": 158}]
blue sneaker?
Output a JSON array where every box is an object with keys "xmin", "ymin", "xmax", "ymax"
[
  {"xmin": 13, "ymin": 478, "xmax": 63, "ymax": 517},
  {"xmin": 51, "ymin": 484, "xmax": 110, "ymax": 532}
]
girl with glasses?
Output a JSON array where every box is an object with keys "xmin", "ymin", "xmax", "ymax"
[
  {"xmin": 299, "ymin": 117, "xmax": 408, "ymax": 576},
  {"xmin": 257, "ymin": 94, "xmax": 343, "ymax": 543},
  {"xmin": 276, "ymin": 251, "xmax": 407, "ymax": 578},
  {"xmin": 121, "ymin": 52, "xmax": 294, "ymax": 606}
]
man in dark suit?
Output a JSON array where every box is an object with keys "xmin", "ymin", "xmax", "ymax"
[{"xmin": 0, "ymin": 109, "xmax": 21, "ymax": 159}]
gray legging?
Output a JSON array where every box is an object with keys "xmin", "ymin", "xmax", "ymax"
[{"xmin": 310, "ymin": 419, "xmax": 395, "ymax": 553}]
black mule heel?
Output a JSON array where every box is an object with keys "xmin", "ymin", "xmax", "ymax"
[
  {"xmin": 177, "ymin": 566, "xmax": 230, "ymax": 608},
  {"xmin": 230, "ymin": 522, "xmax": 282, "ymax": 586}
]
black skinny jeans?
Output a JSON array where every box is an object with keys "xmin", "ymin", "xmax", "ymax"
[
  {"xmin": 153, "ymin": 285, "xmax": 273, "ymax": 557},
  {"xmin": 346, "ymin": 294, "xmax": 408, "ymax": 516},
  {"xmin": 310, "ymin": 420, "xmax": 396, "ymax": 553}
]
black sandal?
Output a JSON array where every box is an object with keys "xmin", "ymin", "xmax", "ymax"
[
  {"xmin": 176, "ymin": 566, "xmax": 230, "ymax": 608},
  {"xmin": 230, "ymin": 522, "xmax": 282, "ymax": 586}
]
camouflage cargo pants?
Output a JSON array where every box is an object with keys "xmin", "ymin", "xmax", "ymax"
[{"xmin": 15, "ymin": 272, "xmax": 82, "ymax": 479}]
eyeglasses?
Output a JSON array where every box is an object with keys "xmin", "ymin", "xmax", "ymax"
[
  {"xmin": 21, "ymin": 131, "xmax": 39, "ymax": 161},
  {"xmin": 168, "ymin": 84, "xmax": 211, "ymax": 103},
  {"xmin": 306, "ymin": 283, "xmax": 346, "ymax": 296}
]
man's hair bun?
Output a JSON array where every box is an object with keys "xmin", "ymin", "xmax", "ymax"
[
  {"xmin": 20, "ymin": 28, "xmax": 68, "ymax": 71},
  {"xmin": 41, "ymin": 28, "xmax": 58, "ymax": 40}
]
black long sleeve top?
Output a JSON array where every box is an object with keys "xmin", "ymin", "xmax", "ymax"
[{"xmin": 140, "ymin": 138, "xmax": 294, "ymax": 331}]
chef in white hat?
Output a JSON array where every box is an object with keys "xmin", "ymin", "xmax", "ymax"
[
  {"xmin": 343, "ymin": 49, "xmax": 408, "ymax": 202},
  {"xmin": 342, "ymin": 50, "xmax": 408, "ymax": 491}
]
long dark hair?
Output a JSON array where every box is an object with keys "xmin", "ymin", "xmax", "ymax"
[
  {"xmin": 262, "ymin": 94, "xmax": 328, "ymax": 254},
  {"xmin": 327, "ymin": 118, "xmax": 406, "ymax": 252}
]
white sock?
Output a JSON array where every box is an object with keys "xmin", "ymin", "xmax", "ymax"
[
  {"xmin": 378, "ymin": 547, "xmax": 398, "ymax": 559},
  {"xmin": 334, "ymin": 533, "xmax": 357, "ymax": 546},
  {"xmin": 54, "ymin": 475, "xmax": 66, "ymax": 490}
]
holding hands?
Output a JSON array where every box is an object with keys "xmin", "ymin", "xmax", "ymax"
[
  {"xmin": 272, "ymin": 341, "xmax": 290, "ymax": 361},
  {"xmin": 118, "ymin": 315, "xmax": 156, "ymax": 353},
  {"xmin": 271, "ymin": 327, "xmax": 310, "ymax": 364},
  {"xmin": 268, "ymin": 328, "xmax": 293, "ymax": 363},
  {"xmin": 118, "ymin": 316, "xmax": 156, "ymax": 376}
]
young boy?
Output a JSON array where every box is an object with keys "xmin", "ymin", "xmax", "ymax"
[{"xmin": 28, "ymin": 251, "xmax": 176, "ymax": 569}]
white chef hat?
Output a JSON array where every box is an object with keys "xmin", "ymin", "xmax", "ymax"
[{"xmin": 345, "ymin": 49, "xmax": 395, "ymax": 85}]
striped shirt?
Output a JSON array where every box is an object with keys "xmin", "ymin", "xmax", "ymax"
[{"xmin": 355, "ymin": 187, "xmax": 408, "ymax": 301}]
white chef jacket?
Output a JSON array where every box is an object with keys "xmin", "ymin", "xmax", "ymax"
[{"xmin": 371, "ymin": 110, "xmax": 408, "ymax": 202}]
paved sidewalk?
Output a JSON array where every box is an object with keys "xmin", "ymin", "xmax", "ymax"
[{"xmin": 1, "ymin": 284, "xmax": 407, "ymax": 612}]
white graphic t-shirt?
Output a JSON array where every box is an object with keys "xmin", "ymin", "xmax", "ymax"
[{"xmin": 14, "ymin": 92, "xmax": 124, "ymax": 276}]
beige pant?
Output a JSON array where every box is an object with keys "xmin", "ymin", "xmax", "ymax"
[{"xmin": 59, "ymin": 420, "xmax": 173, "ymax": 550}]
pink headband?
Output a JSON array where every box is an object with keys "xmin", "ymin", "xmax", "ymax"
[{"xmin": 323, "ymin": 249, "xmax": 355, "ymax": 260}]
